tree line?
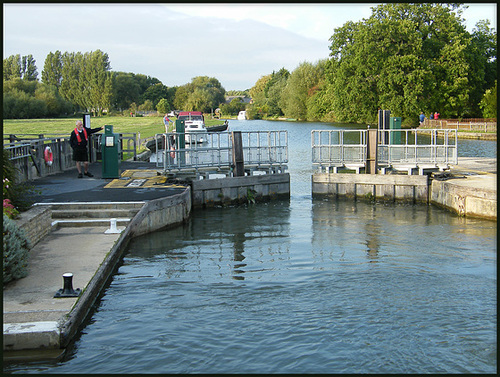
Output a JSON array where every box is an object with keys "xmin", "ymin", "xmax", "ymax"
[
  {"xmin": 3, "ymin": 50, "xmax": 228, "ymax": 119},
  {"xmin": 3, "ymin": 4, "xmax": 496, "ymax": 125},
  {"xmin": 247, "ymin": 4, "xmax": 496, "ymax": 125}
]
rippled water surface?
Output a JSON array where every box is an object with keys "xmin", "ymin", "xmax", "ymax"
[{"xmin": 6, "ymin": 121, "xmax": 496, "ymax": 374}]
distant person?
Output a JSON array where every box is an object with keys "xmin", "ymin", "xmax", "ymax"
[
  {"xmin": 434, "ymin": 112, "xmax": 439, "ymax": 119},
  {"xmin": 70, "ymin": 120, "xmax": 102, "ymax": 178},
  {"xmin": 430, "ymin": 112, "xmax": 434, "ymax": 120},
  {"xmin": 163, "ymin": 114, "xmax": 171, "ymax": 133},
  {"xmin": 419, "ymin": 112, "xmax": 426, "ymax": 125}
]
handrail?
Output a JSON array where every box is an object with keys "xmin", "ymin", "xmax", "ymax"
[
  {"xmin": 151, "ymin": 130, "xmax": 288, "ymax": 175},
  {"xmin": 312, "ymin": 128, "xmax": 458, "ymax": 172},
  {"xmin": 4, "ymin": 132, "xmax": 137, "ymax": 182}
]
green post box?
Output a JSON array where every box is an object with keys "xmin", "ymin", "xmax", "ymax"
[
  {"xmin": 101, "ymin": 125, "xmax": 121, "ymax": 178},
  {"xmin": 175, "ymin": 119, "xmax": 185, "ymax": 165},
  {"xmin": 390, "ymin": 117, "xmax": 402, "ymax": 144}
]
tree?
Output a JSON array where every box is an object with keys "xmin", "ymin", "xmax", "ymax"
[
  {"xmin": 156, "ymin": 98, "xmax": 170, "ymax": 114},
  {"xmin": 42, "ymin": 51, "xmax": 63, "ymax": 88},
  {"xmin": 3, "ymin": 54, "xmax": 38, "ymax": 81},
  {"xmin": 111, "ymin": 72, "xmax": 141, "ymax": 110},
  {"xmin": 220, "ymin": 97, "xmax": 246, "ymax": 116},
  {"xmin": 3, "ymin": 55, "xmax": 22, "ymax": 80},
  {"xmin": 138, "ymin": 99, "xmax": 154, "ymax": 111},
  {"xmin": 264, "ymin": 68, "xmax": 289, "ymax": 117},
  {"xmin": 247, "ymin": 74, "xmax": 271, "ymax": 119},
  {"xmin": 59, "ymin": 50, "xmax": 112, "ymax": 115},
  {"xmin": 479, "ymin": 80, "xmax": 497, "ymax": 118},
  {"xmin": 21, "ymin": 55, "xmax": 38, "ymax": 81},
  {"xmin": 140, "ymin": 83, "xmax": 169, "ymax": 109},
  {"xmin": 173, "ymin": 76, "xmax": 225, "ymax": 113},
  {"xmin": 326, "ymin": 3, "xmax": 474, "ymax": 123},
  {"xmin": 281, "ymin": 61, "xmax": 324, "ymax": 120},
  {"xmin": 466, "ymin": 20, "xmax": 497, "ymax": 116}
]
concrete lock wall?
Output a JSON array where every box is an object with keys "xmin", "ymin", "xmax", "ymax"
[
  {"xmin": 15, "ymin": 206, "xmax": 53, "ymax": 248},
  {"xmin": 430, "ymin": 179, "xmax": 497, "ymax": 220},
  {"xmin": 191, "ymin": 173, "xmax": 291, "ymax": 208},
  {"xmin": 128, "ymin": 187, "xmax": 192, "ymax": 237},
  {"xmin": 312, "ymin": 173, "xmax": 429, "ymax": 202}
]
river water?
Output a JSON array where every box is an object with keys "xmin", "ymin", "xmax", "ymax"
[{"xmin": 6, "ymin": 121, "xmax": 496, "ymax": 374}]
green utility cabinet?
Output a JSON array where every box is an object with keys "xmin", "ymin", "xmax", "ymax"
[
  {"xmin": 101, "ymin": 125, "xmax": 121, "ymax": 178},
  {"xmin": 390, "ymin": 117, "xmax": 402, "ymax": 144},
  {"xmin": 175, "ymin": 119, "xmax": 186, "ymax": 165}
]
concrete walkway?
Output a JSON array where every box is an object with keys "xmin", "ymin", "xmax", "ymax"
[
  {"xmin": 4, "ymin": 160, "xmax": 187, "ymax": 356},
  {"xmin": 3, "ymin": 227, "xmax": 121, "ymax": 352}
]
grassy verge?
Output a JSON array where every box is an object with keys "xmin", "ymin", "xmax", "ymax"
[{"xmin": 3, "ymin": 115, "xmax": 231, "ymax": 140}]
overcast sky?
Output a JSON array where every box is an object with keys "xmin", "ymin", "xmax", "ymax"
[{"xmin": 3, "ymin": 3, "xmax": 497, "ymax": 91}]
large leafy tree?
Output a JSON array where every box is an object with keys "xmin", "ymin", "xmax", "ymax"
[
  {"xmin": 281, "ymin": 61, "xmax": 324, "ymax": 120},
  {"xmin": 247, "ymin": 74, "xmax": 271, "ymax": 119},
  {"xmin": 21, "ymin": 55, "xmax": 38, "ymax": 81},
  {"xmin": 326, "ymin": 3, "xmax": 475, "ymax": 124},
  {"xmin": 466, "ymin": 20, "xmax": 497, "ymax": 116},
  {"xmin": 42, "ymin": 50, "xmax": 63, "ymax": 88},
  {"xmin": 3, "ymin": 54, "xmax": 38, "ymax": 81},
  {"xmin": 174, "ymin": 76, "xmax": 225, "ymax": 113},
  {"xmin": 58, "ymin": 50, "xmax": 112, "ymax": 115},
  {"xmin": 111, "ymin": 72, "xmax": 142, "ymax": 110},
  {"xmin": 140, "ymin": 83, "xmax": 170, "ymax": 109}
]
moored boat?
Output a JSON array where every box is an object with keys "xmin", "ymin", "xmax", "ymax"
[
  {"xmin": 177, "ymin": 111, "xmax": 208, "ymax": 143},
  {"xmin": 207, "ymin": 120, "xmax": 229, "ymax": 132}
]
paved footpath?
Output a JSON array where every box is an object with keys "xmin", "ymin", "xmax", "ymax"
[{"xmin": 3, "ymin": 160, "xmax": 186, "ymax": 356}]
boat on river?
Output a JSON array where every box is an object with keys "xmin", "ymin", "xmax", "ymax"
[
  {"xmin": 177, "ymin": 111, "xmax": 208, "ymax": 143},
  {"xmin": 237, "ymin": 110, "xmax": 247, "ymax": 120},
  {"xmin": 207, "ymin": 120, "xmax": 229, "ymax": 132}
]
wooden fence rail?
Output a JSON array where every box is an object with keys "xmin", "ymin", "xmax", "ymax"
[{"xmin": 421, "ymin": 118, "xmax": 496, "ymax": 132}]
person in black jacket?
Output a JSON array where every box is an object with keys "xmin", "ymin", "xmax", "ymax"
[{"xmin": 70, "ymin": 120, "xmax": 102, "ymax": 178}]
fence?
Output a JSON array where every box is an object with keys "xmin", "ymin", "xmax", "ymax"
[
  {"xmin": 421, "ymin": 118, "xmax": 496, "ymax": 132},
  {"xmin": 151, "ymin": 130, "xmax": 288, "ymax": 176},
  {"xmin": 311, "ymin": 129, "xmax": 457, "ymax": 174},
  {"xmin": 4, "ymin": 132, "xmax": 137, "ymax": 182}
]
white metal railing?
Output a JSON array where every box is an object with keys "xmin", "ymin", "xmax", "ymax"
[
  {"xmin": 152, "ymin": 130, "xmax": 288, "ymax": 174},
  {"xmin": 377, "ymin": 129, "xmax": 458, "ymax": 166},
  {"xmin": 311, "ymin": 129, "xmax": 367, "ymax": 167},
  {"xmin": 312, "ymin": 129, "xmax": 458, "ymax": 172}
]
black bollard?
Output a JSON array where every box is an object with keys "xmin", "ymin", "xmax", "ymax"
[{"xmin": 54, "ymin": 273, "xmax": 81, "ymax": 298}]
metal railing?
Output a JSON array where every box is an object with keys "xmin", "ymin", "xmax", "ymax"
[
  {"xmin": 377, "ymin": 129, "xmax": 458, "ymax": 167},
  {"xmin": 4, "ymin": 136, "xmax": 77, "ymax": 181},
  {"xmin": 312, "ymin": 129, "xmax": 458, "ymax": 173},
  {"xmin": 311, "ymin": 130, "xmax": 367, "ymax": 167},
  {"xmin": 4, "ymin": 132, "xmax": 137, "ymax": 182},
  {"xmin": 151, "ymin": 130, "xmax": 288, "ymax": 175}
]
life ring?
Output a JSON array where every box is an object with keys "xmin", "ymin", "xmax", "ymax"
[{"xmin": 44, "ymin": 146, "xmax": 53, "ymax": 166}]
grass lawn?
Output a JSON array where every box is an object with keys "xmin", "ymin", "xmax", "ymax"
[{"xmin": 3, "ymin": 115, "xmax": 229, "ymax": 140}]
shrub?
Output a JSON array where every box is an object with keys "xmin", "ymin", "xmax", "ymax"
[
  {"xmin": 3, "ymin": 149, "xmax": 38, "ymax": 212},
  {"xmin": 3, "ymin": 214, "xmax": 31, "ymax": 285}
]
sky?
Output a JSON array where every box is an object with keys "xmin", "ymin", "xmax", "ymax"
[{"xmin": 3, "ymin": 3, "xmax": 497, "ymax": 91}]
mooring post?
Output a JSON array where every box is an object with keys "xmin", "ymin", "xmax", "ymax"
[
  {"xmin": 232, "ymin": 131, "xmax": 245, "ymax": 177},
  {"xmin": 366, "ymin": 126, "xmax": 378, "ymax": 174}
]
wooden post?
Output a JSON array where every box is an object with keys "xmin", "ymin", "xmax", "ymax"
[
  {"xmin": 366, "ymin": 127, "xmax": 378, "ymax": 174},
  {"xmin": 231, "ymin": 131, "xmax": 245, "ymax": 177}
]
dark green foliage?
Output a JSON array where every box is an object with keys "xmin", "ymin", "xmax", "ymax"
[
  {"xmin": 325, "ymin": 3, "xmax": 497, "ymax": 123},
  {"xmin": 220, "ymin": 97, "xmax": 246, "ymax": 116},
  {"xmin": 174, "ymin": 76, "xmax": 226, "ymax": 113},
  {"xmin": 3, "ymin": 214, "xmax": 31, "ymax": 285}
]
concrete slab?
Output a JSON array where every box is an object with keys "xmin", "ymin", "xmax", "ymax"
[{"xmin": 3, "ymin": 227, "xmax": 121, "ymax": 349}]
